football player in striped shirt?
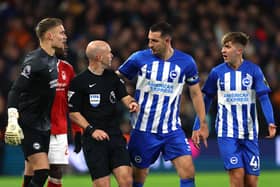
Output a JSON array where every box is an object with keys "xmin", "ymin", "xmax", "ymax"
[
  {"xmin": 193, "ymin": 32, "xmax": 277, "ymax": 187},
  {"xmin": 118, "ymin": 22, "xmax": 209, "ymax": 187}
]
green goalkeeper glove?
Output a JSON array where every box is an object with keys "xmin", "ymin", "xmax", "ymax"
[{"xmin": 5, "ymin": 108, "xmax": 24, "ymax": 145}]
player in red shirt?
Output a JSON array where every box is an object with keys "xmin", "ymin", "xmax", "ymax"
[{"xmin": 47, "ymin": 59, "xmax": 82, "ymax": 187}]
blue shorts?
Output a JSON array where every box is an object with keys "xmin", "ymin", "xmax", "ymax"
[
  {"xmin": 128, "ymin": 129, "xmax": 191, "ymax": 168},
  {"xmin": 217, "ymin": 137, "xmax": 260, "ymax": 176}
]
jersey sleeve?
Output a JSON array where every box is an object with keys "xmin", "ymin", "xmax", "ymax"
[
  {"xmin": 254, "ymin": 66, "xmax": 271, "ymax": 96},
  {"xmin": 184, "ymin": 56, "xmax": 200, "ymax": 85},
  {"xmin": 7, "ymin": 61, "xmax": 33, "ymax": 108},
  {"xmin": 68, "ymin": 78, "xmax": 83, "ymax": 112},
  {"xmin": 118, "ymin": 51, "xmax": 140, "ymax": 80},
  {"xmin": 115, "ymin": 76, "xmax": 128, "ymax": 100},
  {"xmin": 202, "ymin": 69, "xmax": 218, "ymax": 96}
]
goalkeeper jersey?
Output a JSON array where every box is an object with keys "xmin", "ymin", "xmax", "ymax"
[
  {"xmin": 8, "ymin": 48, "xmax": 58, "ymax": 131},
  {"xmin": 118, "ymin": 49, "xmax": 200, "ymax": 134},
  {"xmin": 202, "ymin": 60, "xmax": 271, "ymax": 140}
]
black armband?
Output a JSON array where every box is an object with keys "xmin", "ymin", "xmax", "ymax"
[{"xmin": 84, "ymin": 125, "xmax": 95, "ymax": 136}]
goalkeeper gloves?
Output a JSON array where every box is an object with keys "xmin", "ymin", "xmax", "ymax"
[
  {"xmin": 73, "ymin": 131, "xmax": 82, "ymax": 153},
  {"xmin": 5, "ymin": 108, "xmax": 24, "ymax": 145}
]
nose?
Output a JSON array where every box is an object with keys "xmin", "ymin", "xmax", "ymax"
[
  {"xmin": 221, "ymin": 47, "xmax": 225, "ymax": 53},
  {"xmin": 148, "ymin": 40, "xmax": 153, "ymax": 48}
]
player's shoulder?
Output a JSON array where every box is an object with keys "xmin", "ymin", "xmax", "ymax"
[
  {"xmin": 173, "ymin": 49, "xmax": 195, "ymax": 63},
  {"xmin": 130, "ymin": 49, "xmax": 152, "ymax": 59},
  {"xmin": 22, "ymin": 48, "xmax": 49, "ymax": 69},
  {"xmin": 58, "ymin": 59, "xmax": 73, "ymax": 67},
  {"xmin": 212, "ymin": 62, "xmax": 227, "ymax": 71},
  {"xmin": 58, "ymin": 59, "xmax": 74, "ymax": 71},
  {"xmin": 23, "ymin": 48, "xmax": 43, "ymax": 64},
  {"xmin": 243, "ymin": 60, "xmax": 260, "ymax": 69}
]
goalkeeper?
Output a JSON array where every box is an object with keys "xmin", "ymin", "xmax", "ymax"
[{"xmin": 5, "ymin": 18, "xmax": 67, "ymax": 187}]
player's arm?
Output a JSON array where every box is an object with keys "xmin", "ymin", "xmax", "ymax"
[
  {"xmin": 193, "ymin": 94, "xmax": 213, "ymax": 130},
  {"xmin": 258, "ymin": 93, "xmax": 277, "ymax": 138},
  {"xmin": 5, "ymin": 75, "xmax": 29, "ymax": 145},
  {"xmin": 189, "ymin": 83, "xmax": 209, "ymax": 148}
]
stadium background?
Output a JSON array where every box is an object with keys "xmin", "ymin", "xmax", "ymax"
[{"xmin": 0, "ymin": 0, "xmax": 279, "ymax": 182}]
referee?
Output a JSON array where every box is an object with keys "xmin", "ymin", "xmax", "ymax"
[{"xmin": 68, "ymin": 40, "xmax": 138, "ymax": 187}]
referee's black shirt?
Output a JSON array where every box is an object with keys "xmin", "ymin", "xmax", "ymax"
[
  {"xmin": 68, "ymin": 69, "xmax": 128, "ymax": 135},
  {"xmin": 8, "ymin": 48, "xmax": 58, "ymax": 131}
]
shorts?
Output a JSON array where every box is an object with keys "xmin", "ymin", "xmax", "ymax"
[
  {"xmin": 128, "ymin": 129, "xmax": 191, "ymax": 168},
  {"xmin": 217, "ymin": 137, "xmax": 260, "ymax": 176},
  {"xmin": 22, "ymin": 127, "xmax": 50, "ymax": 159},
  {"xmin": 82, "ymin": 134, "xmax": 131, "ymax": 180},
  {"xmin": 48, "ymin": 134, "xmax": 69, "ymax": 165}
]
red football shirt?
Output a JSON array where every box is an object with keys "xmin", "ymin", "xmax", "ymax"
[{"xmin": 50, "ymin": 60, "xmax": 81, "ymax": 134}]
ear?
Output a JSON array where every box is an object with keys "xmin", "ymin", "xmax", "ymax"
[
  {"xmin": 95, "ymin": 54, "xmax": 102, "ymax": 61},
  {"xmin": 237, "ymin": 47, "xmax": 243, "ymax": 55},
  {"xmin": 165, "ymin": 36, "xmax": 171, "ymax": 43},
  {"xmin": 45, "ymin": 32, "xmax": 53, "ymax": 40}
]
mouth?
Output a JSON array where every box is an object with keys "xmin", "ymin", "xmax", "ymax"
[{"xmin": 222, "ymin": 54, "xmax": 227, "ymax": 59}]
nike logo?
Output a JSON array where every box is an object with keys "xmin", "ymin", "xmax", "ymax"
[
  {"xmin": 89, "ymin": 83, "xmax": 96, "ymax": 88},
  {"xmin": 49, "ymin": 69, "xmax": 53, "ymax": 72}
]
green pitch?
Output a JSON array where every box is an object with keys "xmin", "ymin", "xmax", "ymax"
[{"xmin": 1, "ymin": 171, "xmax": 279, "ymax": 186}]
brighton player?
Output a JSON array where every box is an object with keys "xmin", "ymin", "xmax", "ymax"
[
  {"xmin": 193, "ymin": 32, "xmax": 277, "ymax": 187},
  {"xmin": 117, "ymin": 22, "xmax": 209, "ymax": 187}
]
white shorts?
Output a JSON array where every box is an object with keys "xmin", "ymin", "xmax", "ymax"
[{"xmin": 48, "ymin": 134, "xmax": 69, "ymax": 165}]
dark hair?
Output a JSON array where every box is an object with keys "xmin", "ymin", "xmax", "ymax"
[
  {"xmin": 35, "ymin": 18, "xmax": 63, "ymax": 39},
  {"xmin": 222, "ymin": 32, "xmax": 249, "ymax": 46},
  {"xmin": 149, "ymin": 22, "xmax": 173, "ymax": 38}
]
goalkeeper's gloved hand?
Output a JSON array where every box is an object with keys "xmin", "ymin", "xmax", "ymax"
[
  {"xmin": 73, "ymin": 131, "xmax": 82, "ymax": 153},
  {"xmin": 5, "ymin": 108, "xmax": 24, "ymax": 145}
]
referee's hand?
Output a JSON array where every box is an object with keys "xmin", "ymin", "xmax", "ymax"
[{"xmin": 92, "ymin": 129, "xmax": 110, "ymax": 141}]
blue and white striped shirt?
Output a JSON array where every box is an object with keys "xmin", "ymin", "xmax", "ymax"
[
  {"xmin": 119, "ymin": 49, "xmax": 199, "ymax": 134},
  {"xmin": 203, "ymin": 60, "xmax": 271, "ymax": 140}
]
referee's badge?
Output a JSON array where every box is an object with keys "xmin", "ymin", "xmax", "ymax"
[{"xmin": 89, "ymin": 94, "xmax": 100, "ymax": 107}]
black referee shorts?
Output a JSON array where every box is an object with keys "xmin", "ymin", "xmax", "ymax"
[
  {"xmin": 82, "ymin": 134, "xmax": 131, "ymax": 180},
  {"xmin": 22, "ymin": 127, "xmax": 50, "ymax": 159}
]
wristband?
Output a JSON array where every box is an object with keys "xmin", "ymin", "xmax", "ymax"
[
  {"xmin": 84, "ymin": 125, "xmax": 95, "ymax": 136},
  {"xmin": 8, "ymin": 108, "xmax": 19, "ymax": 119}
]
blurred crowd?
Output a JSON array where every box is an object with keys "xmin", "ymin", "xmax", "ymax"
[{"xmin": 0, "ymin": 0, "xmax": 279, "ymax": 137}]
